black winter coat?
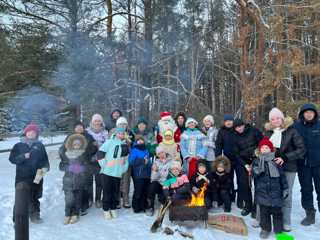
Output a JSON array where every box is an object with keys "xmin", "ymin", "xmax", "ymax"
[
  {"xmin": 234, "ymin": 124, "xmax": 263, "ymax": 166},
  {"xmin": 253, "ymin": 156, "xmax": 288, "ymax": 207},
  {"xmin": 215, "ymin": 126, "xmax": 237, "ymax": 162},
  {"xmin": 211, "ymin": 172, "xmax": 233, "ymax": 192},
  {"xmin": 294, "ymin": 104, "xmax": 320, "ymax": 167},
  {"xmin": 265, "ymin": 118, "xmax": 305, "ymax": 172},
  {"xmin": 9, "ymin": 140, "xmax": 50, "ymax": 185},
  {"xmin": 190, "ymin": 172, "xmax": 215, "ymax": 193}
]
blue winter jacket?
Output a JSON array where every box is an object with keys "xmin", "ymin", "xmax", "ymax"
[
  {"xmin": 180, "ymin": 128, "xmax": 208, "ymax": 160},
  {"xmin": 129, "ymin": 143, "xmax": 151, "ymax": 179},
  {"xmin": 294, "ymin": 103, "xmax": 320, "ymax": 167}
]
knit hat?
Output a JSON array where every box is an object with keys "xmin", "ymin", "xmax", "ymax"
[
  {"xmin": 24, "ymin": 123, "xmax": 40, "ymax": 136},
  {"xmin": 233, "ymin": 118, "xmax": 245, "ymax": 128},
  {"xmin": 223, "ymin": 114, "xmax": 234, "ymax": 121},
  {"xmin": 170, "ymin": 161, "xmax": 182, "ymax": 171},
  {"xmin": 269, "ymin": 108, "xmax": 285, "ymax": 121},
  {"xmin": 258, "ymin": 137, "xmax": 274, "ymax": 152},
  {"xmin": 115, "ymin": 127, "xmax": 126, "ymax": 134},
  {"xmin": 136, "ymin": 117, "xmax": 147, "ymax": 126},
  {"xmin": 160, "ymin": 111, "xmax": 171, "ymax": 120},
  {"xmin": 116, "ymin": 117, "xmax": 128, "ymax": 126},
  {"xmin": 203, "ymin": 115, "xmax": 214, "ymax": 125},
  {"xmin": 91, "ymin": 114, "xmax": 104, "ymax": 124},
  {"xmin": 185, "ymin": 117, "xmax": 198, "ymax": 127}
]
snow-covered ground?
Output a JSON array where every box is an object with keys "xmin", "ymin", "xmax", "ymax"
[{"xmin": 1, "ymin": 143, "xmax": 320, "ymax": 240}]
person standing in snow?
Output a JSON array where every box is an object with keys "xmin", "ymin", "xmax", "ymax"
[
  {"xmin": 174, "ymin": 112, "xmax": 187, "ymax": 143},
  {"xmin": 202, "ymin": 114, "xmax": 218, "ymax": 171},
  {"xmin": 264, "ymin": 107, "xmax": 305, "ymax": 232},
  {"xmin": 105, "ymin": 109, "xmax": 122, "ymax": 132},
  {"xmin": 9, "ymin": 123, "xmax": 50, "ymax": 224},
  {"xmin": 294, "ymin": 103, "xmax": 320, "ymax": 226},
  {"xmin": 86, "ymin": 114, "xmax": 109, "ymax": 209},
  {"xmin": 97, "ymin": 127, "xmax": 130, "ymax": 220}
]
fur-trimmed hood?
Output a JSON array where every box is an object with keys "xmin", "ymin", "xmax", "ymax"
[
  {"xmin": 264, "ymin": 116, "xmax": 294, "ymax": 131},
  {"xmin": 213, "ymin": 156, "xmax": 231, "ymax": 173}
]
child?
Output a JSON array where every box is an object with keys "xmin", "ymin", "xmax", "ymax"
[
  {"xmin": 97, "ymin": 128, "xmax": 130, "ymax": 220},
  {"xmin": 159, "ymin": 130, "xmax": 180, "ymax": 162},
  {"xmin": 180, "ymin": 117, "xmax": 208, "ymax": 178},
  {"xmin": 9, "ymin": 123, "xmax": 50, "ymax": 224},
  {"xmin": 59, "ymin": 134, "xmax": 89, "ymax": 224},
  {"xmin": 190, "ymin": 160, "xmax": 215, "ymax": 209},
  {"xmin": 129, "ymin": 137, "xmax": 152, "ymax": 213},
  {"xmin": 147, "ymin": 146, "xmax": 172, "ymax": 216},
  {"xmin": 253, "ymin": 137, "xmax": 289, "ymax": 239},
  {"xmin": 212, "ymin": 156, "xmax": 233, "ymax": 212},
  {"xmin": 163, "ymin": 161, "xmax": 190, "ymax": 202}
]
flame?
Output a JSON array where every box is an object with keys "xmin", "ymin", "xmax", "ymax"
[{"xmin": 188, "ymin": 183, "xmax": 207, "ymax": 207}]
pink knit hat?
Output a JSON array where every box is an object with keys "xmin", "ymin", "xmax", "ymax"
[{"xmin": 269, "ymin": 108, "xmax": 284, "ymax": 121}]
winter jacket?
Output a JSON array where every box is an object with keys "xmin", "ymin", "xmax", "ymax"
[
  {"xmin": 253, "ymin": 152, "xmax": 288, "ymax": 207},
  {"xmin": 132, "ymin": 127, "xmax": 157, "ymax": 156},
  {"xmin": 105, "ymin": 109, "xmax": 123, "ymax": 131},
  {"xmin": 215, "ymin": 126, "xmax": 237, "ymax": 162},
  {"xmin": 158, "ymin": 142, "xmax": 180, "ymax": 162},
  {"xmin": 59, "ymin": 135, "xmax": 91, "ymax": 191},
  {"xmin": 190, "ymin": 171, "xmax": 215, "ymax": 193},
  {"xmin": 163, "ymin": 172, "xmax": 191, "ymax": 201},
  {"xmin": 212, "ymin": 156, "xmax": 233, "ymax": 191},
  {"xmin": 202, "ymin": 126, "xmax": 218, "ymax": 161},
  {"xmin": 9, "ymin": 139, "xmax": 50, "ymax": 184},
  {"xmin": 265, "ymin": 117, "xmax": 306, "ymax": 172},
  {"xmin": 98, "ymin": 135, "xmax": 129, "ymax": 178},
  {"xmin": 234, "ymin": 124, "xmax": 263, "ymax": 166},
  {"xmin": 129, "ymin": 144, "xmax": 151, "ymax": 179},
  {"xmin": 294, "ymin": 104, "xmax": 320, "ymax": 167},
  {"xmin": 180, "ymin": 128, "xmax": 208, "ymax": 160},
  {"xmin": 150, "ymin": 158, "xmax": 172, "ymax": 184}
]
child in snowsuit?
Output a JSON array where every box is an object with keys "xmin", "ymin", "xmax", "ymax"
[
  {"xmin": 253, "ymin": 137, "xmax": 289, "ymax": 239},
  {"xmin": 212, "ymin": 156, "xmax": 233, "ymax": 212},
  {"xmin": 147, "ymin": 146, "xmax": 172, "ymax": 216},
  {"xmin": 190, "ymin": 160, "xmax": 215, "ymax": 209},
  {"xmin": 9, "ymin": 123, "xmax": 50, "ymax": 224},
  {"xmin": 59, "ymin": 133, "xmax": 90, "ymax": 224},
  {"xmin": 97, "ymin": 128, "xmax": 130, "ymax": 220},
  {"xmin": 159, "ymin": 129, "xmax": 181, "ymax": 162},
  {"xmin": 129, "ymin": 137, "xmax": 152, "ymax": 213},
  {"xmin": 163, "ymin": 161, "xmax": 190, "ymax": 202}
]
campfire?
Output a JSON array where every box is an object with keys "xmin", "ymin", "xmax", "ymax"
[{"xmin": 188, "ymin": 184, "xmax": 207, "ymax": 207}]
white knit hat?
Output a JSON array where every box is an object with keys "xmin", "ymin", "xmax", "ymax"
[
  {"xmin": 185, "ymin": 117, "xmax": 198, "ymax": 127},
  {"xmin": 91, "ymin": 113, "xmax": 104, "ymax": 123},
  {"xmin": 116, "ymin": 117, "xmax": 128, "ymax": 126},
  {"xmin": 269, "ymin": 108, "xmax": 284, "ymax": 121},
  {"xmin": 170, "ymin": 161, "xmax": 182, "ymax": 171},
  {"xmin": 203, "ymin": 115, "xmax": 214, "ymax": 125}
]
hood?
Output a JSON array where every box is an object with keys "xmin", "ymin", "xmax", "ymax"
[
  {"xmin": 298, "ymin": 103, "xmax": 318, "ymax": 122},
  {"xmin": 110, "ymin": 109, "xmax": 123, "ymax": 120},
  {"xmin": 265, "ymin": 116, "xmax": 294, "ymax": 131},
  {"xmin": 213, "ymin": 156, "xmax": 231, "ymax": 173}
]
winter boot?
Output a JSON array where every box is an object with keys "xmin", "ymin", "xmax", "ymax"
[
  {"xmin": 283, "ymin": 224, "xmax": 291, "ymax": 232},
  {"xmin": 30, "ymin": 212, "xmax": 43, "ymax": 224},
  {"xmin": 104, "ymin": 211, "xmax": 112, "ymax": 220},
  {"xmin": 110, "ymin": 210, "xmax": 118, "ymax": 219},
  {"xmin": 123, "ymin": 203, "xmax": 131, "ymax": 209},
  {"xmin": 81, "ymin": 209, "xmax": 88, "ymax": 216},
  {"xmin": 259, "ymin": 230, "xmax": 270, "ymax": 239},
  {"xmin": 301, "ymin": 209, "xmax": 316, "ymax": 226},
  {"xmin": 146, "ymin": 208, "xmax": 154, "ymax": 217},
  {"xmin": 241, "ymin": 209, "xmax": 251, "ymax": 216},
  {"xmin": 69, "ymin": 215, "xmax": 79, "ymax": 224},
  {"xmin": 63, "ymin": 216, "xmax": 71, "ymax": 225}
]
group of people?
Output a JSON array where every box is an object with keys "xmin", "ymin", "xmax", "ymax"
[{"xmin": 9, "ymin": 103, "xmax": 320, "ymax": 239}]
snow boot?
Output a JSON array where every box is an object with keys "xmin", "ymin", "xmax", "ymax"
[
  {"xmin": 241, "ymin": 209, "xmax": 251, "ymax": 216},
  {"xmin": 104, "ymin": 211, "xmax": 112, "ymax": 220},
  {"xmin": 123, "ymin": 203, "xmax": 131, "ymax": 209},
  {"xmin": 146, "ymin": 208, "xmax": 154, "ymax": 217},
  {"xmin": 259, "ymin": 230, "xmax": 270, "ymax": 239},
  {"xmin": 30, "ymin": 213, "xmax": 43, "ymax": 224},
  {"xmin": 301, "ymin": 209, "xmax": 316, "ymax": 226},
  {"xmin": 81, "ymin": 209, "xmax": 88, "ymax": 216},
  {"xmin": 110, "ymin": 210, "xmax": 118, "ymax": 219},
  {"xmin": 63, "ymin": 216, "xmax": 71, "ymax": 225},
  {"xmin": 69, "ymin": 215, "xmax": 79, "ymax": 224}
]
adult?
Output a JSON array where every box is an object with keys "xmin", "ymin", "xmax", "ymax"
[
  {"xmin": 105, "ymin": 109, "xmax": 122, "ymax": 132},
  {"xmin": 174, "ymin": 112, "xmax": 187, "ymax": 143},
  {"xmin": 156, "ymin": 112, "xmax": 178, "ymax": 143},
  {"xmin": 265, "ymin": 107, "xmax": 305, "ymax": 231},
  {"xmin": 202, "ymin": 114, "xmax": 219, "ymax": 171},
  {"xmin": 86, "ymin": 114, "xmax": 109, "ymax": 209},
  {"xmin": 9, "ymin": 123, "xmax": 50, "ymax": 224},
  {"xmin": 233, "ymin": 119, "xmax": 263, "ymax": 216},
  {"xmin": 294, "ymin": 103, "xmax": 320, "ymax": 226}
]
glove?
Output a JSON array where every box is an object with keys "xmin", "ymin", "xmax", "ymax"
[
  {"xmin": 283, "ymin": 189, "xmax": 289, "ymax": 200},
  {"xmin": 33, "ymin": 169, "xmax": 44, "ymax": 184},
  {"xmin": 68, "ymin": 163, "xmax": 84, "ymax": 174},
  {"xmin": 192, "ymin": 186, "xmax": 199, "ymax": 194}
]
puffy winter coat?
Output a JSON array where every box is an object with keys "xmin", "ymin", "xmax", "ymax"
[
  {"xmin": 129, "ymin": 144, "xmax": 151, "ymax": 179},
  {"xmin": 215, "ymin": 126, "xmax": 237, "ymax": 162},
  {"xmin": 234, "ymin": 124, "xmax": 263, "ymax": 166},
  {"xmin": 265, "ymin": 117, "xmax": 306, "ymax": 172},
  {"xmin": 158, "ymin": 142, "xmax": 180, "ymax": 162},
  {"xmin": 253, "ymin": 153, "xmax": 288, "ymax": 207},
  {"xmin": 212, "ymin": 156, "xmax": 233, "ymax": 191},
  {"xmin": 9, "ymin": 139, "xmax": 50, "ymax": 184},
  {"xmin": 180, "ymin": 128, "xmax": 208, "ymax": 160},
  {"xmin": 190, "ymin": 171, "xmax": 215, "ymax": 193},
  {"xmin": 202, "ymin": 127, "xmax": 218, "ymax": 161},
  {"xmin": 294, "ymin": 103, "xmax": 320, "ymax": 167},
  {"xmin": 132, "ymin": 127, "xmax": 157, "ymax": 156},
  {"xmin": 150, "ymin": 158, "xmax": 172, "ymax": 184}
]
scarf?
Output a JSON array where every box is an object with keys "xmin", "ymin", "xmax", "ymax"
[
  {"xmin": 256, "ymin": 152, "xmax": 279, "ymax": 178},
  {"xmin": 270, "ymin": 127, "xmax": 284, "ymax": 148},
  {"xmin": 21, "ymin": 137, "xmax": 40, "ymax": 147},
  {"xmin": 197, "ymin": 172, "xmax": 209, "ymax": 182}
]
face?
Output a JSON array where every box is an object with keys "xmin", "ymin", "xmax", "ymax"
[
  {"xmin": 177, "ymin": 116, "xmax": 185, "ymax": 126},
  {"xmin": 198, "ymin": 165, "xmax": 207, "ymax": 174},
  {"xmin": 72, "ymin": 142, "xmax": 81, "ymax": 150},
  {"xmin": 171, "ymin": 167, "xmax": 180, "ymax": 176},
  {"xmin": 303, "ymin": 110, "xmax": 316, "ymax": 122},
  {"xmin": 270, "ymin": 116, "xmax": 283, "ymax": 128},
  {"xmin": 203, "ymin": 119, "xmax": 212, "ymax": 128},
  {"xmin": 158, "ymin": 152, "xmax": 166, "ymax": 160},
  {"xmin": 112, "ymin": 111, "xmax": 120, "ymax": 120},
  {"xmin": 26, "ymin": 130, "xmax": 37, "ymax": 139},
  {"xmin": 138, "ymin": 123, "xmax": 146, "ymax": 132},
  {"xmin": 260, "ymin": 145, "xmax": 271, "ymax": 154},
  {"xmin": 74, "ymin": 125, "xmax": 84, "ymax": 134},
  {"xmin": 224, "ymin": 120, "xmax": 233, "ymax": 128},
  {"xmin": 116, "ymin": 132, "xmax": 125, "ymax": 140},
  {"xmin": 235, "ymin": 125, "xmax": 245, "ymax": 134},
  {"xmin": 188, "ymin": 122, "xmax": 196, "ymax": 129},
  {"xmin": 137, "ymin": 139, "xmax": 144, "ymax": 145},
  {"xmin": 93, "ymin": 119, "xmax": 103, "ymax": 130},
  {"xmin": 164, "ymin": 134, "xmax": 173, "ymax": 141},
  {"xmin": 217, "ymin": 165, "xmax": 225, "ymax": 173}
]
